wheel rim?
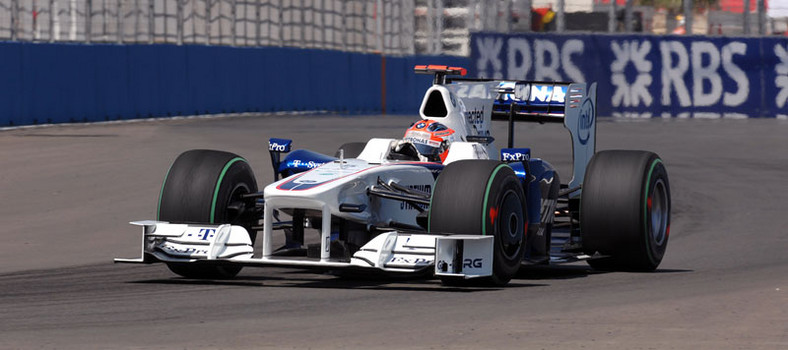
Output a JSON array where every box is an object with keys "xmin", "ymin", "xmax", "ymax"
[
  {"xmin": 497, "ymin": 190, "xmax": 525, "ymax": 260},
  {"xmin": 649, "ymin": 179, "xmax": 669, "ymax": 245}
]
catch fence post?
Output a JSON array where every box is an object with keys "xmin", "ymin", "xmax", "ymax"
[
  {"xmin": 148, "ymin": 0, "xmax": 154, "ymax": 43},
  {"xmin": 86, "ymin": 0, "xmax": 92, "ymax": 43},
  {"xmin": 743, "ymin": 0, "xmax": 750, "ymax": 35},
  {"xmin": 683, "ymin": 0, "xmax": 693, "ymax": 34}
]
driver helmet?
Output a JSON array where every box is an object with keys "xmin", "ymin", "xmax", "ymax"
[{"xmin": 403, "ymin": 119, "xmax": 456, "ymax": 162}]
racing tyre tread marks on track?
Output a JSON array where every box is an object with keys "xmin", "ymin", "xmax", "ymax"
[
  {"xmin": 581, "ymin": 150, "xmax": 671, "ymax": 271},
  {"xmin": 429, "ymin": 160, "xmax": 528, "ymax": 286},
  {"xmin": 158, "ymin": 149, "xmax": 258, "ymax": 279},
  {"xmin": 334, "ymin": 142, "xmax": 367, "ymax": 158}
]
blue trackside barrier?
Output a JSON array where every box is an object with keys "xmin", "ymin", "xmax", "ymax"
[
  {"xmin": 0, "ymin": 42, "xmax": 471, "ymax": 127},
  {"xmin": 470, "ymin": 32, "xmax": 788, "ymax": 119}
]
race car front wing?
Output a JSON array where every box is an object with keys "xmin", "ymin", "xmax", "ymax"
[{"xmin": 115, "ymin": 221, "xmax": 495, "ymax": 279}]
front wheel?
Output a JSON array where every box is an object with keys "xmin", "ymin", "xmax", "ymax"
[
  {"xmin": 581, "ymin": 150, "xmax": 670, "ymax": 271},
  {"xmin": 429, "ymin": 160, "xmax": 527, "ymax": 286},
  {"xmin": 158, "ymin": 149, "xmax": 258, "ymax": 279}
]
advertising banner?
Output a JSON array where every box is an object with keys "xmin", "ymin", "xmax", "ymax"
[{"xmin": 471, "ymin": 32, "xmax": 788, "ymax": 118}]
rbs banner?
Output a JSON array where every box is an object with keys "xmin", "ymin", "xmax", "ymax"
[{"xmin": 471, "ymin": 33, "xmax": 788, "ymax": 118}]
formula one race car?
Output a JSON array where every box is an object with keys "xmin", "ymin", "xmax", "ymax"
[{"xmin": 116, "ymin": 65, "xmax": 671, "ymax": 286}]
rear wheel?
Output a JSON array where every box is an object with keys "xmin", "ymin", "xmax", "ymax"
[
  {"xmin": 581, "ymin": 150, "xmax": 670, "ymax": 271},
  {"xmin": 158, "ymin": 150, "xmax": 258, "ymax": 279},
  {"xmin": 429, "ymin": 160, "xmax": 527, "ymax": 286}
]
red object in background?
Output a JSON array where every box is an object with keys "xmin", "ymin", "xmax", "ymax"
[
  {"xmin": 719, "ymin": 0, "xmax": 768, "ymax": 13},
  {"xmin": 595, "ymin": 0, "xmax": 630, "ymax": 5},
  {"xmin": 596, "ymin": 0, "xmax": 769, "ymax": 13},
  {"xmin": 532, "ymin": 7, "xmax": 556, "ymax": 31}
]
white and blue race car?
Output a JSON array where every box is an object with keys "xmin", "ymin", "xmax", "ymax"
[{"xmin": 116, "ymin": 65, "xmax": 671, "ymax": 286}]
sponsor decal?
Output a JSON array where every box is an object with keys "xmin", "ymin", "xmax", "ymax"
[
  {"xmin": 400, "ymin": 184, "xmax": 432, "ymax": 211},
  {"xmin": 268, "ymin": 138, "xmax": 292, "ymax": 152},
  {"xmin": 501, "ymin": 148, "xmax": 531, "ymax": 162},
  {"xmin": 161, "ymin": 244, "xmax": 207, "ymax": 255},
  {"xmin": 464, "ymin": 106, "xmax": 486, "ymax": 135},
  {"xmin": 185, "ymin": 228, "xmax": 216, "ymax": 241},
  {"xmin": 577, "ymin": 99, "xmax": 595, "ymax": 145},
  {"xmin": 277, "ymin": 164, "xmax": 381, "ymax": 191},
  {"xmin": 389, "ymin": 256, "xmax": 431, "ymax": 265},
  {"xmin": 497, "ymin": 82, "xmax": 566, "ymax": 104},
  {"xmin": 463, "ymin": 258, "xmax": 483, "ymax": 269},
  {"xmin": 290, "ymin": 159, "xmax": 324, "ymax": 169},
  {"xmin": 404, "ymin": 131, "xmax": 441, "ymax": 147},
  {"xmin": 436, "ymin": 260, "xmax": 449, "ymax": 272}
]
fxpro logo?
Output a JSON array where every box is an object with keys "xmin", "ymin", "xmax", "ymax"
[
  {"xmin": 501, "ymin": 148, "xmax": 531, "ymax": 162},
  {"xmin": 502, "ymin": 152, "xmax": 529, "ymax": 161},
  {"xmin": 269, "ymin": 143, "xmax": 288, "ymax": 152},
  {"xmin": 268, "ymin": 138, "xmax": 292, "ymax": 152}
]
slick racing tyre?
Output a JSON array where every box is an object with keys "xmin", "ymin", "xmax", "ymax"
[
  {"xmin": 158, "ymin": 150, "xmax": 258, "ymax": 279},
  {"xmin": 429, "ymin": 160, "xmax": 527, "ymax": 286},
  {"xmin": 334, "ymin": 142, "xmax": 366, "ymax": 158},
  {"xmin": 581, "ymin": 150, "xmax": 670, "ymax": 271}
]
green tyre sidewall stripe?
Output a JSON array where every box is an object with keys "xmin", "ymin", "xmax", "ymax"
[
  {"xmin": 481, "ymin": 164, "xmax": 509, "ymax": 236},
  {"xmin": 642, "ymin": 158, "xmax": 663, "ymax": 264},
  {"xmin": 156, "ymin": 164, "xmax": 175, "ymax": 221},
  {"xmin": 210, "ymin": 157, "xmax": 247, "ymax": 223}
]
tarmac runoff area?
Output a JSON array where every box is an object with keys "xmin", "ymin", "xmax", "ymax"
[{"xmin": 0, "ymin": 114, "xmax": 786, "ymax": 349}]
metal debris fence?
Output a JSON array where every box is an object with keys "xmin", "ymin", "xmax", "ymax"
[
  {"xmin": 0, "ymin": 0, "xmax": 415, "ymax": 54},
  {"xmin": 1, "ymin": 0, "xmax": 785, "ymax": 57}
]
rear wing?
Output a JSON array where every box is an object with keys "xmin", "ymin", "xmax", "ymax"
[
  {"xmin": 415, "ymin": 65, "xmax": 597, "ymax": 191},
  {"xmin": 492, "ymin": 81, "xmax": 576, "ymax": 123}
]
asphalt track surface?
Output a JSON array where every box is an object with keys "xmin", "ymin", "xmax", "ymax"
[{"xmin": 1, "ymin": 114, "xmax": 786, "ymax": 349}]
